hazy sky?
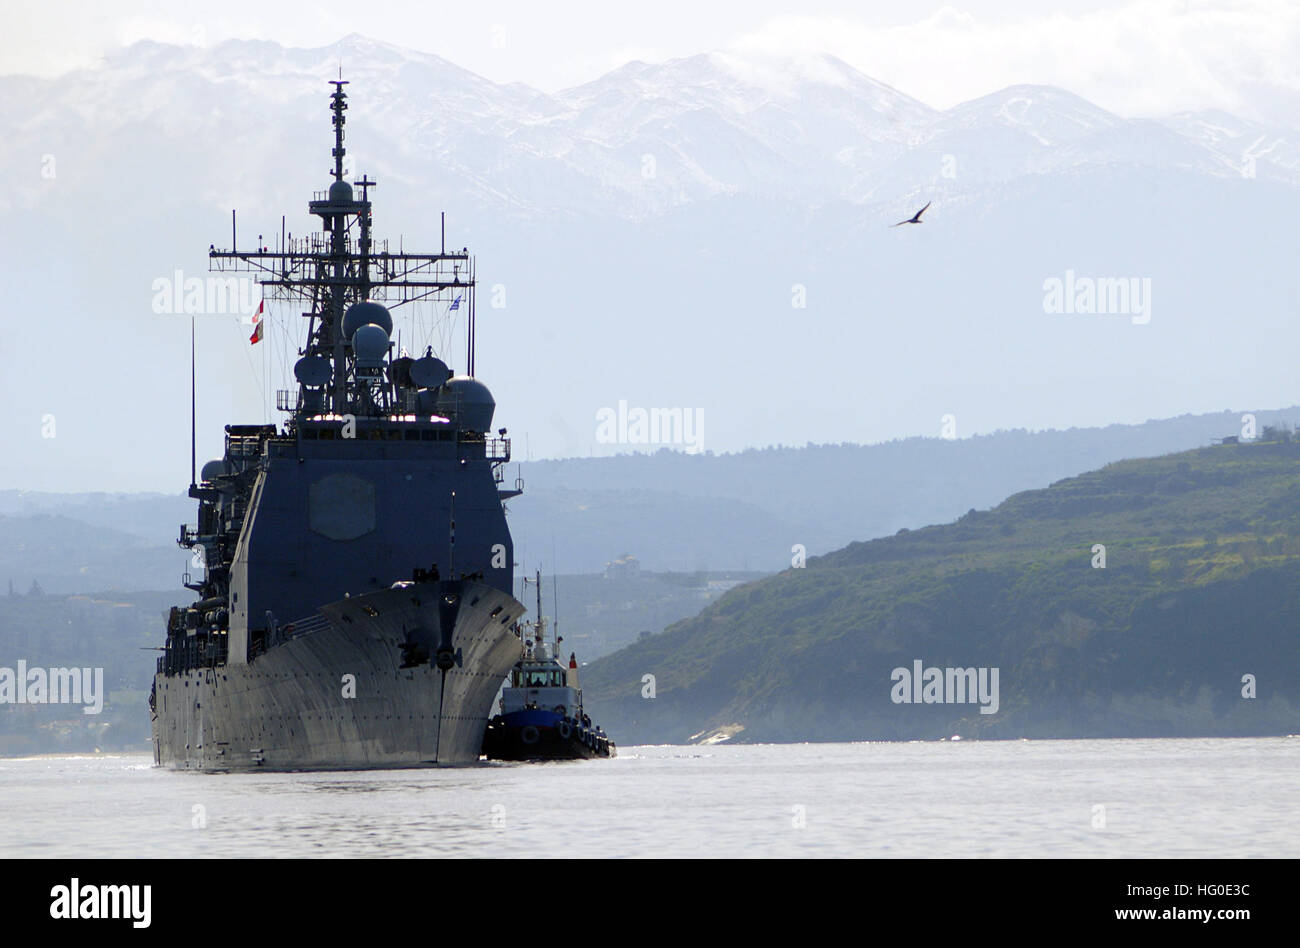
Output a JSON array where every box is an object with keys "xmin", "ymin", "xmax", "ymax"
[
  {"xmin": 6, "ymin": 0, "xmax": 1299, "ymax": 122},
  {"xmin": 3, "ymin": 1, "xmax": 1297, "ymax": 493}
]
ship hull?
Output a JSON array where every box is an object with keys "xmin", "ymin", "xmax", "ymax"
[
  {"xmin": 483, "ymin": 710, "xmax": 616, "ymax": 761},
  {"xmin": 152, "ymin": 579, "xmax": 524, "ymax": 771}
]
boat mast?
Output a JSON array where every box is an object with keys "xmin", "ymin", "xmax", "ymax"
[
  {"xmin": 328, "ymin": 79, "xmax": 349, "ymax": 413},
  {"xmin": 535, "ymin": 569, "xmax": 543, "ymax": 646}
]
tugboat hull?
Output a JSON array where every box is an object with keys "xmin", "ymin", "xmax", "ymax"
[{"xmin": 483, "ymin": 710, "xmax": 615, "ymax": 761}]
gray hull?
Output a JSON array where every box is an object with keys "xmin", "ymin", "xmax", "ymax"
[{"xmin": 152, "ymin": 580, "xmax": 524, "ymax": 771}]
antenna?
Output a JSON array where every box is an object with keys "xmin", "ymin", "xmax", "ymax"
[
  {"xmin": 534, "ymin": 568, "xmax": 543, "ymax": 644},
  {"xmin": 209, "ymin": 80, "xmax": 484, "ymax": 420},
  {"xmin": 330, "ymin": 78, "xmax": 349, "ymax": 182},
  {"xmin": 468, "ymin": 269, "xmax": 476, "ymax": 377}
]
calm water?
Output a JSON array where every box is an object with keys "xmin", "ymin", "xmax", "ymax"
[{"xmin": 1, "ymin": 738, "xmax": 1296, "ymax": 858}]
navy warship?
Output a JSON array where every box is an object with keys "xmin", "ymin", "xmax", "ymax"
[{"xmin": 150, "ymin": 80, "xmax": 526, "ymax": 770}]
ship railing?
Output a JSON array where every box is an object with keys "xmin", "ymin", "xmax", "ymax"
[
  {"xmin": 273, "ymin": 613, "xmax": 331, "ymax": 645},
  {"xmin": 276, "ymin": 390, "xmax": 300, "ymax": 413},
  {"xmin": 226, "ymin": 435, "xmax": 264, "ymax": 459},
  {"xmin": 283, "ymin": 232, "xmax": 354, "ymax": 256},
  {"xmin": 158, "ymin": 632, "xmax": 229, "ymax": 675},
  {"xmin": 482, "ymin": 436, "xmax": 511, "ymax": 462}
]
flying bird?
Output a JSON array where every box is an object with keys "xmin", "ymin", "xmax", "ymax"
[{"xmin": 892, "ymin": 201, "xmax": 931, "ymax": 227}]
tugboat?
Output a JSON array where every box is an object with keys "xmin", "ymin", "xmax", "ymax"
[
  {"xmin": 483, "ymin": 572, "xmax": 615, "ymax": 760},
  {"xmin": 149, "ymin": 79, "xmax": 527, "ymax": 770}
]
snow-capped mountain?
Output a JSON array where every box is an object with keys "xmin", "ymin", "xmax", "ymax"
[
  {"xmin": 7, "ymin": 35, "xmax": 1296, "ymax": 221},
  {"xmin": 1, "ymin": 35, "xmax": 1297, "ymax": 493},
  {"xmin": 1160, "ymin": 108, "xmax": 1300, "ymax": 180}
]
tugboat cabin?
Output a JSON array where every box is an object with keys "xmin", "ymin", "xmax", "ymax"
[{"xmin": 502, "ymin": 640, "xmax": 580, "ymax": 718}]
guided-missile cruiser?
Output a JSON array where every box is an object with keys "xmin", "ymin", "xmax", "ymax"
[{"xmin": 150, "ymin": 80, "xmax": 525, "ymax": 770}]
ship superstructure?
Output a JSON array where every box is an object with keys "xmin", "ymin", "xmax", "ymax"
[{"xmin": 150, "ymin": 80, "xmax": 526, "ymax": 770}]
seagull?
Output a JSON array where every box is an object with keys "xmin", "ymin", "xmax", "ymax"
[{"xmin": 892, "ymin": 201, "xmax": 931, "ymax": 226}]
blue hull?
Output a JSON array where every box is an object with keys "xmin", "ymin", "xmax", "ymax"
[{"xmin": 482, "ymin": 709, "xmax": 615, "ymax": 760}]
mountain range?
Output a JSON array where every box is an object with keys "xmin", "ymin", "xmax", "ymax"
[
  {"xmin": 9, "ymin": 36, "xmax": 1295, "ymax": 218},
  {"xmin": 1, "ymin": 35, "xmax": 1296, "ymax": 493},
  {"xmin": 2, "ymin": 407, "xmax": 1296, "ymax": 590}
]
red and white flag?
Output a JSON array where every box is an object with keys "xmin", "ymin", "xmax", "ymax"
[{"xmin": 249, "ymin": 301, "xmax": 264, "ymax": 345}]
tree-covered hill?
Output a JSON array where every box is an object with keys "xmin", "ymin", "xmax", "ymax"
[{"xmin": 582, "ymin": 440, "xmax": 1300, "ymax": 743}]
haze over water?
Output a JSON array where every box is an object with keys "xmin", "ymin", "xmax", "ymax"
[{"xmin": 2, "ymin": 738, "xmax": 1295, "ymax": 858}]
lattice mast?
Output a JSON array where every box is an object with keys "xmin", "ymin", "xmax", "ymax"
[{"xmin": 208, "ymin": 79, "xmax": 477, "ymax": 419}]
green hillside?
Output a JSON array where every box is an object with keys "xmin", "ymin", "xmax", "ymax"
[
  {"xmin": 582, "ymin": 440, "xmax": 1300, "ymax": 743},
  {"xmin": 0, "ymin": 590, "xmax": 181, "ymax": 755}
]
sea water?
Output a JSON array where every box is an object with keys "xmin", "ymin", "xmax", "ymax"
[{"xmin": 1, "ymin": 737, "xmax": 1295, "ymax": 858}]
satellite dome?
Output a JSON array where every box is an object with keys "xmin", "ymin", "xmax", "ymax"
[
  {"xmin": 342, "ymin": 300, "xmax": 393, "ymax": 339},
  {"xmin": 352, "ymin": 323, "xmax": 390, "ymax": 367},
  {"xmin": 200, "ymin": 459, "xmax": 228, "ymax": 482},
  {"xmin": 435, "ymin": 376, "xmax": 496, "ymax": 431},
  {"xmin": 409, "ymin": 355, "xmax": 450, "ymax": 389},
  {"xmin": 328, "ymin": 180, "xmax": 353, "ymax": 204},
  {"xmin": 294, "ymin": 355, "xmax": 332, "ymax": 387}
]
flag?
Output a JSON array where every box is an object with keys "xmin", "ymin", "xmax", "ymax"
[
  {"xmin": 449, "ymin": 295, "xmax": 461, "ymax": 311},
  {"xmin": 249, "ymin": 301, "xmax": 264, "ymax": 344}
]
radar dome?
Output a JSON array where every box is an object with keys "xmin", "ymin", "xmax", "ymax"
[
  {"xmin": 342, "ymin": 300, "xmax": 393, "ymax": 339},
  {"xmin": 434, "ymin": 376, "xmax": 496, "ymax": 431},
  {"xmin": 409, "ymin": 355, "xmax": 450, "ymax": 389},
  {"xmin": 329, "ymin": 180, "xmax": 353, "ymax": 203},
  {"xmin": 294, "ymin": 355, "xmax": 332, "ymax": 387},
  {"xmin": 200, "ymin": 459, "xmax": 228, "ymax": 482},
  {"xmin": 352, "ymin": 323, "xmax": 390, "ymax": 367}
]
